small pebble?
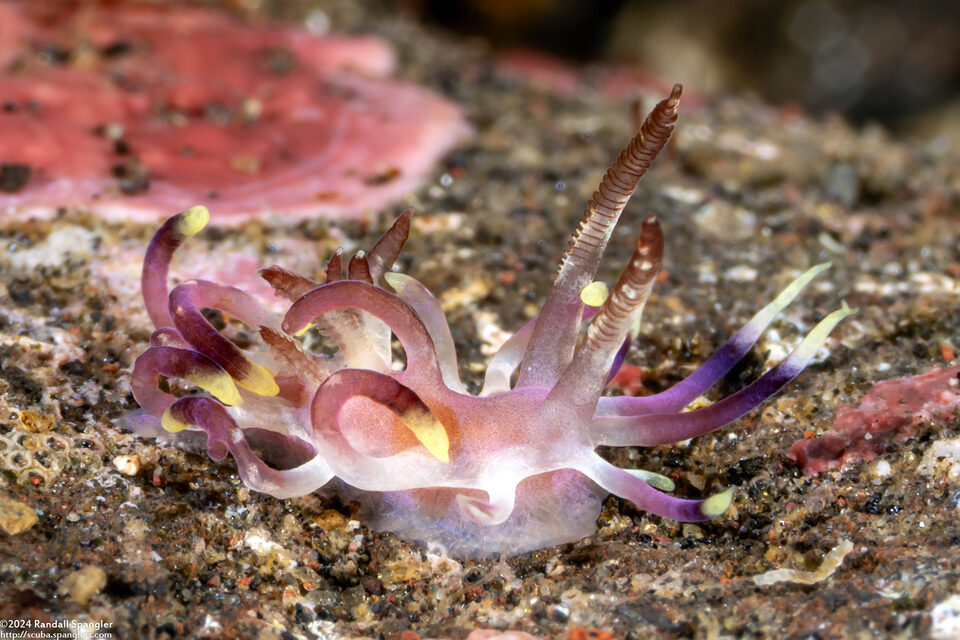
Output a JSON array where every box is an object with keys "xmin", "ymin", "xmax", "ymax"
[
  {"xmin": 113, "ymin": 454, "xmax": 141, "ymax": 476},
  {"xmin": 59, "ymin": 566, "xmax": 107, "ymax": 605},
  {"xmin": 0, "ymin": 495, "xmax": 39, "ymax": 535}
]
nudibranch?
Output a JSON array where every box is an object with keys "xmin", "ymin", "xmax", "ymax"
[{"xmin": 128, "ymin": 85, "xmax": 854, "ymax": 556}]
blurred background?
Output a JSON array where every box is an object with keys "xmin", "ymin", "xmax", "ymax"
[{"xmin": 407, "ymin": 0, "xmax": 960, "ymax": 135}]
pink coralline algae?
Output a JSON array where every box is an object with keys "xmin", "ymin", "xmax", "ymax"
[
  {"xmin": 127, "ymin": 87, "xmax": 854, "ymax": 556},
  {"xmin": 789, "ymin": 364, "xmax": 960, "ymax": 475},
  {"xmin": 0, "ymin": 3, "xmax": 468, "ymax": 223}
]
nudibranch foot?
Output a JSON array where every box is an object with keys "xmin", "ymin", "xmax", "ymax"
[{"xmin": 127, "ymin": 85, "xmax": 854, "ymax": 556}]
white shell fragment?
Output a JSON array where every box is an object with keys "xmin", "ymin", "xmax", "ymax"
[
  {"xmin": 112, "ymin": 455, "xmax": 142, "ymax": 476},
  {"xmin": 752, "ymin": 539, "xmax": 854, "ymax": 587}
]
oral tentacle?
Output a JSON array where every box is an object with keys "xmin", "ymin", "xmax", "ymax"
[
  {"xmin": 598, "ymin": 262, "xmax": 834, "ymax": 417},
  {"xmin": 592, "ymin": 302, "xmax": 857, "ymax": 446}
]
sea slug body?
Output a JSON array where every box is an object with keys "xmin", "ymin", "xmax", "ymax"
[{"xmin": 127, "ymin": 86, "xmax": 854, "ymax": 556}]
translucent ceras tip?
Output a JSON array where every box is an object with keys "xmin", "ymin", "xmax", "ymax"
[
  {"xmin": 403, "ymin": 407, "xmax": 450, "ymax": 463},
  {"xmin": 175, "ymin": 205, "xmax": 210, "ymax": 237},
  {"xmin": 624, "ymin": 469, "xmax": 676, "ymax": 492},
  {"xmin": 701, "ymin": 488, "xmax": 734, "ymax": 518},
  {"xmin": 237, "ymin": 360, "xmax": 281, "ymax": 397},
  {"xmin": 188, "ymin": 369, "xmax": 244, "ymax": 406},
  {"xmin": 580, "ymin": 281, "xmax": 610, "ymax": 307},
  {"xmin": 790, "ymin": 300, "xmax": 857, "ymax": 363},
  {"xmin": 161, "ymin": 407, "xmax": 191, "ymax": 433}
]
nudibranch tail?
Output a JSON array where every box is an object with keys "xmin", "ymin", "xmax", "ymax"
[
  {"xmin": 141, "ymin": 205, "xmax": 210, "ymax": 329},
  {"xmin": 517, "ymin": 84, "xmax": 681, "ymax": 389}
]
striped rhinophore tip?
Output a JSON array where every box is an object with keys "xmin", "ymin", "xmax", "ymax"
[
  {"xmin": 667, "ymin": 83, "xmax": 682, "ymax": 106},
  {"xmin": 701, "ymin": 488, "xmax": 734, "ymax": 518}
]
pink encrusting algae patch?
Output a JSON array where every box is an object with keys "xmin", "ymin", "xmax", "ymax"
[
  {"xmin": 0, "ymin": 3, "xmax": 469, "ymax": 223},
  {"xmin": 789, "ymin": 364, "xmax": 960, "ymax": 475}
]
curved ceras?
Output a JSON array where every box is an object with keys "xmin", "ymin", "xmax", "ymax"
[{"xmin": 130, "ymin": 85, "xmax": 854, "ymax": 554}]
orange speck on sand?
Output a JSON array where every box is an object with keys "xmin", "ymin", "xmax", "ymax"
[
  {"xmin": 566, "ymin": 628, "xmax": 615, "ymax": 640},
  {"xmin": 942, "ymin": 345, "xmax": 955, "ymax": 362},
  {"xmin": 610, "ymin": 362, "xmax": 645, "ymax": 396}
]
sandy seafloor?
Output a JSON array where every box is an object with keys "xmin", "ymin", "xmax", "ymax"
[{"xmin": 1, "ymin": 1, "xmax": 959, "ymax": 638}]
